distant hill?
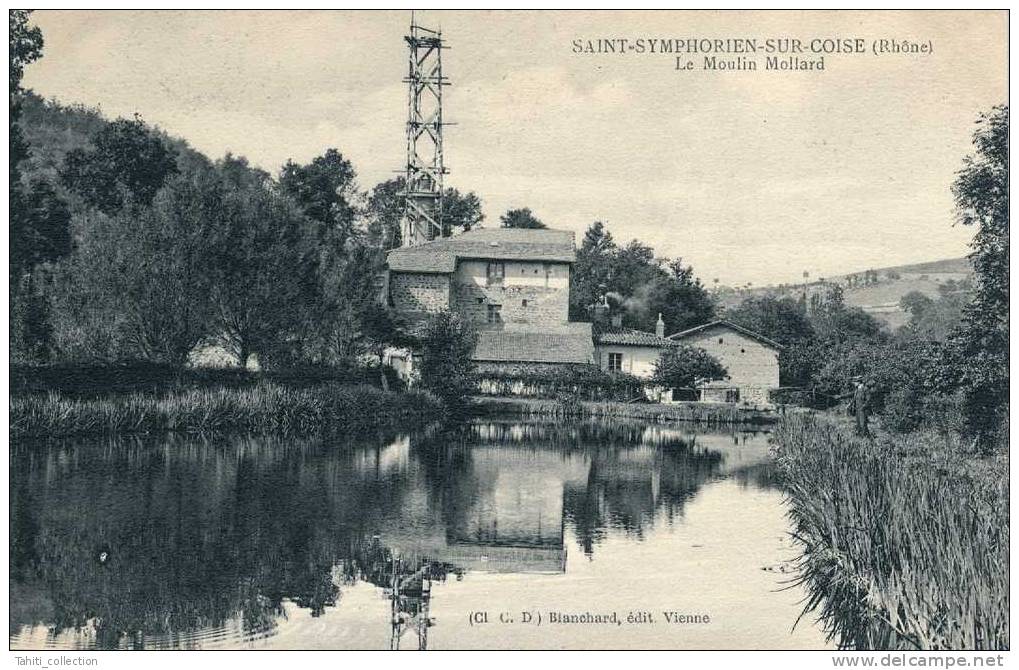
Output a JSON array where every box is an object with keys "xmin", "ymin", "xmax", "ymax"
[
  {"xmin": 718, "ymin": 256, "xmax": 973, "ymax": 331},
  {"xmin": 837, "ymin": 257, "xmax": 971, "ymax": 329},
  {"xmin": 866, "ymin": 257, "xmax": 972, "ymax": 277}
]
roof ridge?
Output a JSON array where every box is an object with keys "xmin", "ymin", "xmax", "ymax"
[{"xmin": 667, "ymin": 319, "xmax": 783, "ymax": 350}]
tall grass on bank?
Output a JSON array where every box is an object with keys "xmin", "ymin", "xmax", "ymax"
[
  {"xmin": 11, "ymin": 383, "xmax": 441, "ymax": 440},
  {"xmin": 773, "ymin": 413, "xmax": 1008, "ymax": 650},
  {"xmin": 474, "ymin": 396, "xmax": 777, "ymax": 426}
]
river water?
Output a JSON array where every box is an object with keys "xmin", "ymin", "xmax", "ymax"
[{"xmin": 10, "ymin": 418, "xmax": 829, "ymax": 650}]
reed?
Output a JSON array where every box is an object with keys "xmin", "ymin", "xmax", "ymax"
[
  {"xmin": 474, "ymin": 396, "xmax": 777, "ymax": 426},
  {"xmin": 773, "ymin": 413, "xmax": 1008, "ymax": 650},
  {"xmin": 10, "ymin": 383, "xmax": 442, "ymax": 440}
]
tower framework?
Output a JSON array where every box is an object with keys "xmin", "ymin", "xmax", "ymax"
[{"xmin": 401, "ymin": 19, "xmax": 449, "ymax": 246}]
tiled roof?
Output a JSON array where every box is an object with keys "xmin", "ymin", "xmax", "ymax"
[
  {"xmin": 667, "ymin": 319, "xmax": 784, "ymax": 350},
  {"xmin": 473, "ymin": 326, "xmax": 594, "ymax": 364},
  {"xmin": 386, "ymin": 247, "xmax": 456, "ymax": 273},
  {"xmin": 595, "ymin": 328, "xmax": 677, "ymax": 348},
  {"xmin": 387, "ymin": 227, "xmax": 575, "ymax": 274}
]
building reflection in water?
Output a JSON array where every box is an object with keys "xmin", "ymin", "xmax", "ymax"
[{"xmin": 9, "ymin": 419, "xmax": 776, "ymax": 650}]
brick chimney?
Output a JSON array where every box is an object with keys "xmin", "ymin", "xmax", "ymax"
[
  {"xmin": 610, "ymin": 312, "xmax": 623, "ymax": 329},
  {"xmin": 656, "ymin": 313, "xmax": 665, "ymax": 338}
]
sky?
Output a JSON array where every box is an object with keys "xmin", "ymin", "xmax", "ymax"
[{"xmin": 24, "ymin": 10, "xmax": 1008, "ymax": 287}]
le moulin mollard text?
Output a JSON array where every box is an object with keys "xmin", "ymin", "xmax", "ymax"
[{"xmin": 572, "ymin": 37, "xmax": 933, "ymax": 72}]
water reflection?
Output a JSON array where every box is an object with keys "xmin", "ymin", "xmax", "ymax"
[{"xmin": 10, "ymin": 419, "xmax": 788, "ymax": 650}]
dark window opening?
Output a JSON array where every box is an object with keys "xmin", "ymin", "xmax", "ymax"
[
  {"xmin": 718, "ymin": 337, "xmax": 724, "ymax": 344},
  {"xmin": 487, "ymin": 262, "xmax": 505, "ymax": 286},
  {"xmin": 522, "ymin": 299, "xmax": 528, "ymax": 307},
  {"xmin": 487, "ymin": 304, "xmax": 502, "ymax": 323}
]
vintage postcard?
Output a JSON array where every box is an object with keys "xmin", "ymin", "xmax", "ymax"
[{"xmin": 7, "ymin": 8, "xmax": 1009, "ymax": 660}]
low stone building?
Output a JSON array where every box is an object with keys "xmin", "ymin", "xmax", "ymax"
[
  {"xmin": 593, "ymin": 314, "xmax": 673, "ymax": 378},
  {"xmin": 667, "ymin": 319, "xmax": 782, "ymax": 405},
  {"xmin": 385, "ymin": 228, "xmax": 594, "ymax": 377}
]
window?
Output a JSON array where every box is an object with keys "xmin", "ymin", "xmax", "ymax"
[
  {"xmin": 476, "ymin": 297, "xmax": 484, "ymax": 304},
  {"xmin": 486, "ymin": 262, "xmax": 505, "ymax": 285},
  {"xmin": 607, "ymin": 352, "xmax": 623, "ymax": 372},
  {"xmin": 521, "ymin": 299, "xmax": 528, "ymax": 307},
  {"xmin": 487, "ymin": 304, "xmax": 502, "ymax": 323},
  {"xmin": 718, "ymin": 337, "xmax": 724, "ymax": 344}
]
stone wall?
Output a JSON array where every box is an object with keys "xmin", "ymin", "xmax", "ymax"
[
  {"xmin": 452, "ymin": 260, "xmax": 570, "ymax": 330},
  {"xmin": 593, "ymin": 344, "xmax": 665, "ymax": 379},
  {"xmin": 679, "ymin": 326, "xmax": 780, "ymax": 391},
  {"xmin": 389, "ymin": 272, "xmax": 450, "ymax": 313}
]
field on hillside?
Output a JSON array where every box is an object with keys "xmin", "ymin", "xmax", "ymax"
[{"xmin": 720, "ymin": 257, "xmax": 972, "ymax": 332}]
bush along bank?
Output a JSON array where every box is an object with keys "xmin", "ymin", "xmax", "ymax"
[
  {"xmin": 772, "ymin": 413, "xmax": 1008, "ymax": 650},
  {"xmin": 10, "ymin": 383, "xmax": 442, "ymax": 440}
]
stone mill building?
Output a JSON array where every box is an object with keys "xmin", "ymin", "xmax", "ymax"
[{"xmin": 383, "ymin": 227, "xmax": 594, "ymax": 376}]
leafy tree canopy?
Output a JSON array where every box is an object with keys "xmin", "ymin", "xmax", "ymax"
[
  {"xmin": 652, "ymin": 344, "xmax": 727, "ymax": 390},
  {"xmin": 571, "ymin": 221, "xmax": 716, "ymax": 334},
  {"xmin": 950, "ymin": 105, "xmax": 1009, "ymax": 446},
  {"xmin": 726, "ymin": 295, "xmax": 814, "ymax": 346},
  {"xmin": 60, "ymin": 115, "xmax": 179, "ymax": 215},
  {"xmin": 365, "ymin": 177, "xmax": 485, "ymax": 248},
  {"xmin": 418, "ymin": 311, "xmax": 478, "ymax": 408},
  {"xmin": 279, "ymin": 148, "xmax": 359, "ymax": 247},
  {"xmin": 499, "ymin": 207, "xmax": 546, "ymax": 229}
]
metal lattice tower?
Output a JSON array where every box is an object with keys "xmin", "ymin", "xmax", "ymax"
[{"xmin": 401, "ymin": 18, "xmax": 449, "ymax": 247}]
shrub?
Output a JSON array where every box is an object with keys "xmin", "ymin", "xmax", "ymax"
[
  {"xmin": 10, "ymin": 383, "xmax": 442, "ymax": 440},
  {"xmin": 476, "ymin": 365, "xmax": 646, "ymax": 401},
  {"xmin": 418, "ymin": 311, "xmax": 478, "ymax": 408}
]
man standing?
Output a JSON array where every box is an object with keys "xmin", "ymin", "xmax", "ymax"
[{"xmin": 853, "ymin": 379, "xmax": 872, "ymax": 437}]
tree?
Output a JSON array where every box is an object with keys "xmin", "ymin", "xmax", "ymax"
[
  {"xmin": 10, "ymin": 9, "xmax": 43, "ymax": 187},
  {"xmin": 652, "ymin": 344, "xmax": 727, "ymax": 390},
  {"xmin": 951, "ymin": 105, "xmax": 1008, "ymax": 448},
  {"xmin": 442, "ymin": 187, "xmax": 485, "ymax": 235},
  {"xmin": 52, "ymin": 172, "xmax": 215, "ymax": 364},
  {"xmin": 639, "ymin": 262, "xmax": 716, "ymax": 335},
  {"xmin": 499, "ymin": 207, "xmax": 546, "ymax": 229},
  {"xmin": 809, "ymin": 284, "xmax": 886, "ymax": 343},
  {"xmin": 727, "ymin": 295, "xmax": 817, "ymax": 386},
  {"xmin": 11, "ymin": 177, "xmax": 71, "ymax": 277},
  {"xmin": 899, "ymin": 289, "xmax": 968, "ymax": 343},
  {"xmin": 418, "ymin": 311, "xmax": 478, "ymax": 408},
  {"xmin": 570, "ymin": 221, "xmax": 715, "ymax": 332},
  {"xmin": 364, "ymin": 178, "xmax": 405, "ymax": 249},
  {"xmin": 304, "ymin": 242, "xmax": 383, "ymax": 365},
  {"xmin": 8, "ymin": 14, "xmax": 74, "ymax": 362},
  {"xmin": 727, "ymin": 295, "xmax": 814, "ymax": 347},
  {"xmin": 279, "ymin": 148, "xmax": 359, "ymax": 248},
  {"xmin": 570, "ymin": 221, "xmax": 617, "ymax": 320},
  {"xmin": 203, "ymin": 158, "xmax": 318, "ymax": 368},
  {"xmin": 364, "ymin": 178, "xmax": 485, "ymax": 249},
  {"xmin": 899, "ymin": 291, "xmax": 934, "ymax": 320},
  {"xmin": 60, "ymin": 115, "xmax": 179, "ymax": 214}
]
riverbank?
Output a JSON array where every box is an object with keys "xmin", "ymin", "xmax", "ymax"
[
  {"xmin": 473, "ymin": 396, "xmax": 779, "ymax": 426},
  {"xmin": 773, "ymin": 413, "xmax": 1008, "ymax": 650},
  {"xmin": 10, "ymin": 383, "xmax": 442, "ymax": 440}
]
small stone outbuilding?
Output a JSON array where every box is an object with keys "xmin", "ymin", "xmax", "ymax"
[{"xmin": 667, "ymin": 319, "xmax": 782, "ymax": 405}]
